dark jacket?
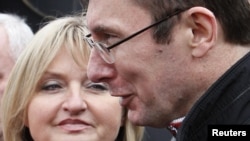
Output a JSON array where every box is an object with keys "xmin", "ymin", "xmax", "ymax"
[{"xmin": 176, "ymin": 52, "xmax": 250, "ymax": 141}]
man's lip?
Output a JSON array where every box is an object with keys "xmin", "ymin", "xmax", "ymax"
[
  {"xmin": 58, "ymin": 119, "xmax": 92, "ymax": 132},
  {"xmin": 119, "ymin": 95, "xmax": 133, "ymax": 107}
]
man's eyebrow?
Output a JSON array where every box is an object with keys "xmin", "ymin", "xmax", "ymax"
[
  {"xmin": 89, "ymin": 22, "xmax": 125, "ymax": 39},
  {"xmin": 91, "ymin": 22, "xmax": 122, "ymax": 35},
  {"xmin": 87, "ymin": 25, "xmax": 111, "ymax": 39},
  {"xmin": 92, "ymin": 24, "xmax": 110, "ymax": 33}
]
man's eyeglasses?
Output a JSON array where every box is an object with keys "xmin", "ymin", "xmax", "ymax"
[{"xmin": 84, "ymin": 8, "xmax": 188, "ymax": 64}]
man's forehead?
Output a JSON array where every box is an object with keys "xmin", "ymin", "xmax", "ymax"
[{"xmin": 85, "ymin": 0, "xmax": 146, "ymax": 29}]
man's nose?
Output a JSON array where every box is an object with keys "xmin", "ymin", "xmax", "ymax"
[{"xmin": 87, "ymin": 48, "xmax": 116, "ymax": 83}]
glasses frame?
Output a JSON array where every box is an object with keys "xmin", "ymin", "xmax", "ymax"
[{"xmin": 84, "ymin": 8, "xmax": 189, "ymax": 64}]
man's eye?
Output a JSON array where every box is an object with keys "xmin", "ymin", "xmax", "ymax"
[{"xmin": 100, "ymin": 33, "xmax": 119, "ymax": 45}]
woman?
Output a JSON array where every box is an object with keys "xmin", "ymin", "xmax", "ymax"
[{"xmin": 1, "ymin": 15, "xmax": 144, "ymax": 141}]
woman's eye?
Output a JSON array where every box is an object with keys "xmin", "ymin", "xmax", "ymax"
[
  {"xmin": 41, "ymin": 81, "xmax": 62, "ymax": 91},
  {"xmin": 87, "ymin": 82, "xmax": 109, "ymax": 91}
]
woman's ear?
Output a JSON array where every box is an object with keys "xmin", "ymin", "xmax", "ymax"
[
  {"xmin": 186, "ymin": 7, "xmax": 218, "ymax": 58},
  {"xmin": 24, "ymin": 116, "xmax": 29, "ymax": 127}
]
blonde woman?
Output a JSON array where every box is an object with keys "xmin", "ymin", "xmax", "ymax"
[{"xmin": 1, "ymin": 15, "xmax": 144, "ymax": 141}]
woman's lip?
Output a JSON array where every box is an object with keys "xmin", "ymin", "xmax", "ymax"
[{"xmin": 58, "ymin": 119, "xmax": 92, "ymax": 132}]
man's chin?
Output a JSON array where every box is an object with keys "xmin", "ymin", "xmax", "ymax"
[{"xmin": 127, "ymin": 110, "xmax": 145, "ymax": 126}]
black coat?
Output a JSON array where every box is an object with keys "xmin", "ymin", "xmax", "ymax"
[{"xmin": 176, "ymin": 52, "xmax": 250, "ymax": 141}]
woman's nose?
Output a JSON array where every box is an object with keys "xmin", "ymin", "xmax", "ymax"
[{"xmin": 62, "ymin": 90, "xmax": 87, "ymax": 115}]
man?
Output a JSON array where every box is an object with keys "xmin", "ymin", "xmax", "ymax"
[
  {"xmin": 84, "ymin": 0, "xmax": 250, "ymax": 140},
  {"xmin": 0, "ymin": 13, "xmax": 33, "ymax": 141}
]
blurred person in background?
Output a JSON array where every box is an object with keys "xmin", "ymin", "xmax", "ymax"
[{"xmin": 0, "ymin": 13, "xmax": 34, "ymax": 141}]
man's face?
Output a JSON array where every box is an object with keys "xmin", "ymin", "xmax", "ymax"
[{"xmin": 86, "ymin": 0, "xmax": 193, "ymax": 127}]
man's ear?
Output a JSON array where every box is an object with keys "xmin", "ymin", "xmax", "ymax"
[{"xmin": 186, "ymin": 7, "xmax": 217, "ymax": 58}]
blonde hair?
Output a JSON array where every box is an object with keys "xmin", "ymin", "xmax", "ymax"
[{"xmin": 1, "ymin": 15, "xmax": 144, "ymax": 141}]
